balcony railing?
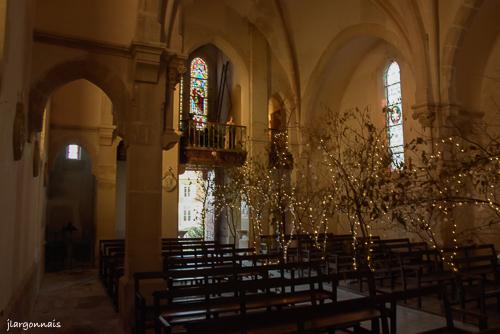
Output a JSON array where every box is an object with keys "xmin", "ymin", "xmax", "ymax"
[{"xmin": 180, "ymin": 119, "xmax": 246, "ymax": 152}]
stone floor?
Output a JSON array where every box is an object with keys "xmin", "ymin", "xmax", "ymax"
[
  {"xmin": 29, "ymin": 268, "xmax": 123, "ymax": 334},
  {"xmin": 338, "ymin": 288, "xmax": 479, "ymax": 333},
  {"xmin": 28, "ymin": 268, "xmax": 487, "ymax": 334}
]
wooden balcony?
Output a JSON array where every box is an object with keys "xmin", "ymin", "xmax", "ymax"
[{"xmin": 179, "ymin": 120, "xmax": 247, "ymax": 167}]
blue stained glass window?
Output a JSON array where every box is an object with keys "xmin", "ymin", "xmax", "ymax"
[
  {"xmin": 384, "ymin": 61, "xmax": 404, "ymax": 169},
  {"xmin": 190, "ymin": 57, "xmax": 208, "ymax": 128}
]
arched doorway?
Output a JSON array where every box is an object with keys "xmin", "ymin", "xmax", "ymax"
[
  {"xmin": 45, "ymin": 144, "xmax": 94, "ymax": 271},
  {"xmin": 44, "ymin": 79, "xmax": 119, "ymax": 270}
]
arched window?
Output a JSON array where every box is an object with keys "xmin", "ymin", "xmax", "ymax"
[
  {"xmin": 384, "ymin": 61, "xmax": 404, "ymax": 169},
  {"xmin": 190, "ymin": 57, "xmax": 208, "ymax": 128}
]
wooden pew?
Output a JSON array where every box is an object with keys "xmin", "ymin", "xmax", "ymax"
[
  {"xmin": 153, "ymin": 261, "xmax": 330, "ymax": 334},
  {"xmin": 134, "ymin": 271, "xmax": 170, "ymax": 334},
  {"xmin": 453, "ymin": 244, "xmax": 500, "ymax": 329},
  {"xmin": 99, "ymin": 239, "xmax": 124, "ymax": 279},
  {"xmin": 159, "ymin": 270, "xmax": 384, "ymax": 334},
  {"xmin": 101, "ymin": 238, "xmax": 223, "ymax": 312},
  {"xmin": 166, "ymin": 283, "xmax": 459, "ymax": 334},
  {"xmin": 133, "ymin": 253, "xmax": 280, "ymax": 333}
]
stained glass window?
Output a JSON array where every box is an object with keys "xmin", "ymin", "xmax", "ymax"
[
  {"xmin": 190, "ymin": 57, "xmax": 208, "ymax": 129},
  {"xmin": 384, "ymin": 61, "xmax": 404, "ymax": 169}
]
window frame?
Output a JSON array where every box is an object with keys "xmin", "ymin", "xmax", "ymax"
[
  {"xmin": 66, "ymin": 144, "xmax": 82, "ymax": 161},
  {"xmin": 183, "ymin": 185, "xmax": 191, "ymax": 198},
  {"xmin": 183, "ymin": 209, "xmax": 192, "ymax": 222},
  {"xmin": 383, "ymin": 60, "xmax": 405, "ymax": 170},
  {"xmin": 189, "ymin": 57, "xmax": 209, "ymax": 128}
]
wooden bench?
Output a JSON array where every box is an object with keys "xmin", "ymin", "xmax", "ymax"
[
  {"xmin": 165, "ymin": 283, "xmax": 458, "ymax": 334},
  {"xmin": 153, "ymin": 261, "xmax": 330, "ymax": 333},
  {"xmin": 134, "ymin": 271, "xmax": 170, "ymax": 334},
  {"xmin": 163, "ymin": 247, "xmax": 256, "ymax": 271},
  {"xmin": 158, "ymin": 270, "xmax": 379, "ymax": 334},
  {"xmin": 99, "ymin": 239, "xmax": 124, "ymax": 279},
  {"xmin": 453, "ymin": 244, "xmax": 500, "ymax": 329},
  {"xmin": 101, "ymin": 239, "xmax": 229, "ymax": 312}
]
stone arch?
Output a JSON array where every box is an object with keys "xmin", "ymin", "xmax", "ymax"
[
  {"xmin": 441, "ymin": 0, "xmax": 500, "ymax": 116},
  {"xmin": 186, "ymin": 36, "xmax": 249, "ymax": 87},
  {"xmin": 441, "ymin": 0, "xmax": 484, "ymax": 106},
  {"xmin": 185, "ymin": 37, "xmax": 250, "ymax": 126},
  {"xmin": 302, "ymin": 23, "xmax": 424, "ymax": 128},
  {"xmin": 29, "ymin": 58, "xmax": 131, "ymax": 136}
]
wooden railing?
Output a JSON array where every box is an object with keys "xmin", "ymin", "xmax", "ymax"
[{"xmin": 180, "ymin": 120, "xmax": 246, "ymax": 152}]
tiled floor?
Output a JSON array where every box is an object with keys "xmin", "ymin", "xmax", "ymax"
[
  {"xmin": 28, "ymin": 269, "xmax": 490, "ymax": 334},
  {"xmin": 29, "ymin": 269, "xmax": 123, "ymax": 334}
]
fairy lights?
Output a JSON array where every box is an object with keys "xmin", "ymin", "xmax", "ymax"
[{"xmin": 194, "ymin": 105, "xmax": 498, "ymax": 273}]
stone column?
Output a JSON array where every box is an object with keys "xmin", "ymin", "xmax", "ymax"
[
  {"xmin": 161, "ymin": 145, "xmax": 180, "ymax": 238},
  {"xmin": 161, "ymin": 56, "xmax": 186, "ymax": 238},
  {"xmin": 413, "ymin": 102, "xmax": 484, "ymax": 247},
  {"xmin": 95, "ymin": 127, "xmax": 117, "ymax": 258},
  {"xmin": 119, "ymin": 42, "xmax": 165, "ymax": 329},
  {"xmin": 248, "ymin": 27, "xmax": 270, "ymax": 246},
  {"xmin": 440, "ymin": 104, "xmax": 484, "ymax": 246}
]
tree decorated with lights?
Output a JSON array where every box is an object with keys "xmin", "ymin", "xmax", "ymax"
[
  {"xmin": 390, "ymin": 124, "xmax": 500, "ymax": 256},
  {"xmin": 307, "ymin": 105, "xmax": 500, "ymax": 269},
  {"xmin": 191, "ymin": 169, "xmax": 215, "ymax": 240},
  {"xmin": 308, "ymin": 106, "xmax": 399, "ymax": 269},
  {"xmin": 209, "ymin": 105, "xmax": 499, "ymax": 268}
]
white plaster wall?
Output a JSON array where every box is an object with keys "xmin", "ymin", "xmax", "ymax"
[{"xmin": 0, "ymin": 0, "xmax": 44, "ymax": 323}]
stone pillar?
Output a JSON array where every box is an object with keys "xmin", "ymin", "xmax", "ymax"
[
  {"xmin": 95, "ymin": 127, "xmax": 118, "ymax": 258},
  {"xmin": 248, "ymin": 27, "xmax": 270, "ymax": 245},
  {"xmin": 413, "ymin": 103, "xmax": 484, "ymax": 247},
  {"xmin": 411, "ymin": 102, "xmax": 438, "ymax": 160},
  {"xmin": 248, "ymin": 27, "xmax": 269, "ymax": 158},
  {"xmin": 440, "ymin": 104, "xmax": 484, "ymax": 246},
  {"xmin": 161, "ymin": 144, "xmax": 179, "ymax": 238},
  {"xmin": 119, "ymin": 42, "xmax": 165, "ymax": 330},
  {"xmin": 412, "ymin": 103, "xmax": 436, "ymax": 131},
  {"xmin": 161, "ymin": 56, "xmax": 185, "ymax": 238}
]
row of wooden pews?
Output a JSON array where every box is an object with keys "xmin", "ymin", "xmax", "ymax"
[
  {"xmin": 260, "ymin": 234, "xmax": 500, "ymax": 331},
  {"xmin": 101, "ymin": 236, "xmax": 500, "ymax": 333},
  {"xmin": 134, "ymin": 241, "xmax": 267, "ymax": 333},
  {"xmin": 138, "ymin": 236, "xmax": 457, "ymax": 334},
  {"xmin": 151, "ymin": 256, "xmax": 462, "ymax": 333},
  {"xmin": 99, "ymin": 238, "xmax": 211, "ymax": 309}
]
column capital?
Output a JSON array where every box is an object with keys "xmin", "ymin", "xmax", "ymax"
[
  {"xmin": 167, "ymin": 54, "xmax": 187, "ymax": 91},
  {"xmin": 131, "ymin": 41, "xmax": 165, "ymax": 83},
  {"xmin": 95, "ymin": 176, "xmax": 115, "ymax": 188},
  {"xmin": 440, "ymin": 103, "xmax": 484, "ymax": 137},
  {"xmin": 411, "ymin": 103, "xmax": 437, "ymax": 128},
  {"xmin": 162, "ymin": 129, "xmax": 180, "ymax": 150},
  {"xmin": 98, "ymin": 126, "xmax": 115, "ymax": 146},
  {"xmin": 162, "ymin": 53, "xmax": 186, "ymax": 149}
]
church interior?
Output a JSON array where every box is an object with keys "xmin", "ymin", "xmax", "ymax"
[{"xmin": 1, "ymin": 0, "xmax": 499, "ymax": 333}]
